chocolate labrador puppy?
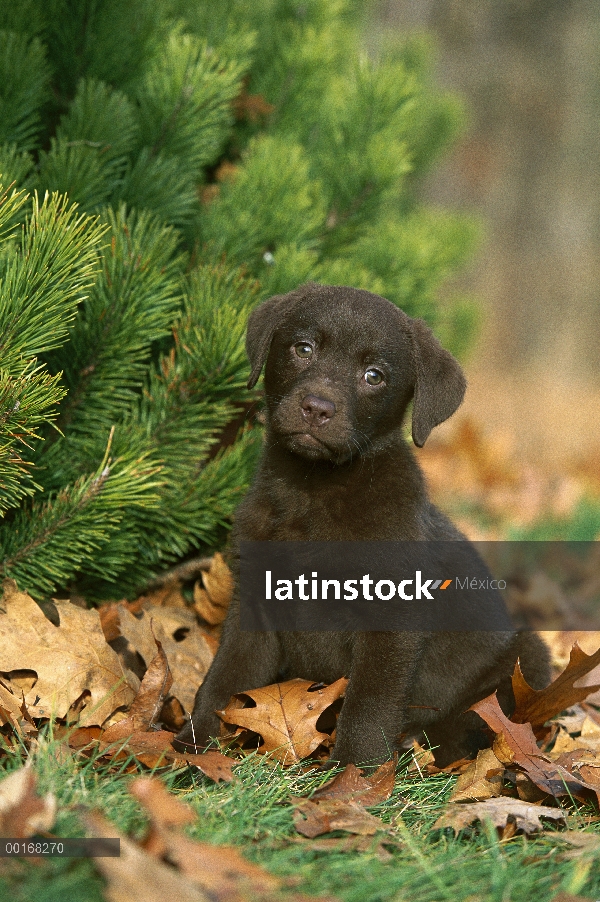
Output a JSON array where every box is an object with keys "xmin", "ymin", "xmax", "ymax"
[{"xmin": 175, "ymin": 284, "xmax": 550, "ymax": 766}]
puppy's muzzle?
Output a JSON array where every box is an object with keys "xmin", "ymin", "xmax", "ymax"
[{"xmin": 301, "ymin": 394, "xmax": 335, "ymax": 427}]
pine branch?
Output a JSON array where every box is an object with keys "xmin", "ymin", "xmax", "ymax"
[
  {"xmin": 0, "ymin": 29, "xmax": 49, "ymax": 150},
  {"xmin": 0, "ymin": 192, "xmax": 106, "ymax": 374},
  {"xmin": 38, "ymin": 205, "xmax": 184, "ymax": 487},
  {"xmin": 0, "ymin": 427, "xmax": 161, "ymax": 598},
  {"xmin": 0, "ymin": 362, "xmax": 66, "ymax": 516}
]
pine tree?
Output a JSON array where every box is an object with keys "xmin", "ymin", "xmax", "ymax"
[{"xmin": 0, "ymin": 0, "xmax": 478, "ymax": 601}]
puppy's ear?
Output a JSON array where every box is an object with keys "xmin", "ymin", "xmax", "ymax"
[
  {"xmin": 408, "ymin": 318, "xmax": 466, "ymax": 447},
  {"xmin": 246, "ymin": 288, "xmax": 305, "ymax": 388}
]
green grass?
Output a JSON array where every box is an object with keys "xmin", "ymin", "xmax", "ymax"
[{"xmin": 1, "ymin": 731, "xmax": 600, "ymax": 902}]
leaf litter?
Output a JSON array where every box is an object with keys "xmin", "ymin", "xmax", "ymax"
[
  {"xmin": 84, "ymin": 775, "xmax": 339, "ymax": 902},
  {"xmin": 2, "ymin": 554, "xmax": 600, "ymax": 892}
]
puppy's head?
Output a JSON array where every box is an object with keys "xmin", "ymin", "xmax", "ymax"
[{"xmin": 247, "ymin": 283, "xmax": 465, "ymax": 463}]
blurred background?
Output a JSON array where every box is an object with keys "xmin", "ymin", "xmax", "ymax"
[{"xmin": 371, "ymin": 0, "xmax": 600, "ymax": 468}]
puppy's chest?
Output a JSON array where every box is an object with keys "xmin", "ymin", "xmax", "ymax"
[{"xmin": 252, "ymin": 478, "xmax": 412, "ymax": 541}]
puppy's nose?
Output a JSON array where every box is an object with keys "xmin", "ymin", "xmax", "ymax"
[{"xmin": 301, "ymin": 394, "xmax": 335, "ymax": 426}]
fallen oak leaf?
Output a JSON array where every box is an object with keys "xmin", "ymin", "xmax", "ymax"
[
  {"xmin": 448, "ymin": 748, "xmax": 505, "ymax": 802},
  {"xmin": 130, "ymin": 776, "xmax": 194, "ymax": 828},
  {"xmin": 193, "ymin": 552, "xmax": 234, "ymax": 626},
  {"xmin": 0, "ymin": 679, "xmax": 27, "ymax": 733},
  {"xmin": 218, "ymin": 677, "xmax": 348, "ymax": 764},
  {"xmin": 67, "ymin": 724, "xmax": 103, "ymax": 752},
  {"xmin": 111, "ymin": 604, "xmax": 157, "ymax": 669},
  {"xmin": 434, "ymin": 797, "xmax": 566, "ymax": 835},
  {"xmin": 512, "ymin": 642, "xmax": 600, "ymax": 731},
  {"xmin": 549, "ymin": 728, "xmax": 590, "ymax": 759},
  {"xmin": 581, "ymin": 702, "xmax": 600, "ymax": 726},
  {"xmin": 117, "ymin": 605, "xmax": 213, "ymax": 714},
  {"xmin": 312, "ymin": 755, "xmax": 397, "ymax": 806},
  {"xmin": 83, "ymin": 810, "xmax": 211, "ymax": 902},
  {"xmin": 426, "ymin": 757, "xmax": 474, "ymax": 775},
  {"xmin": 0, "ymin": 580, "xmax": 137, "ymax": 724},
  {"xmin": 101, "ymin": 730, "xmax": 177, "ymax": 769},
  {"xmin": 471, "ymin": 692, "xmax": 591, "ymax": 799},
  {"xmin": 127, "ymin": 777, "xmax": 333, "ymax": 902},
  {"xmin": 0, "ymin": 766, "xmax": 56, "ymax": 838},
  {"xmin": 171, "ymin": 748, "xmax": 235, "ymax": 783},
  {"xmin": 293, "ymin": 798, "xmax": 385, "ymax": 838},
  {"xmin": 102, "ymin": 638, "xmax": 172, "ymax": 742},
  {"xmin": 99, "ymin": 727, "xmax": 237, "ymax": 778},
  {"xmin": 193, "ymin": 581, "xmax": 227, "ymax": 626},
  {"xmin": 579, "ymin": 715, "xmax": 600, "ymax": 749}
]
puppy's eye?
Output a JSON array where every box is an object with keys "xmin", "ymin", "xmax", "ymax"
[
  {"xmin": 364, "ymin": 368, "xmax": 384, "ymax": 386},
  {"xmin": 294, "ymin": 342, "xmax": 313, "ymax": 359}
]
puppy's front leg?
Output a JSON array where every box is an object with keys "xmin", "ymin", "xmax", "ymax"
[
  {"xmin": 174, "ymin": 606, "xmax": 281, "ymax": 751},
  {"xmin": 331, "ymin": 632, "xmax": 424, "ymax": 766}
]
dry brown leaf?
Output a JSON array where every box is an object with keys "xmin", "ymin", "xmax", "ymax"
[
  {"xmin": 130, "ymin": 776, "xmax": 195, "ymax": 828},
  {"xmin": 173, "ymin": 749, "xmax": 235, "ymax": 783},
  {"xmin": 88, "ymin": 783, "xmax": 337, "ymax": 902},
  {"xmin": 113, "ymin": 604, "xmax": 158, "ymax": 668},
  {"xmin": 218, "ymin": 678, "xmax": 348, "ymax": 764},
  {"xmin": 512, "ymin": 642, "xmax": 600, "ymax": 729},
  {"xmin": 193, "ymin": 552, "xmax": 234, "ymax": 626},
  {"xmin": 102, "ymin": 640, "xmax": 172, "ymax": 742},
  {"xmin": 541, "ymin": 632, "xmax": 600, "ymax": 672},
  {"xmin": 0, "ymin": 679, "xmax": 26, "ymax": 733},
  {"xmin": 157, "ymin": 829, "xmax": 283, "ymax": 899},
  {"xmin": 312, "ymin": 756, "xmax": 396, "ymax": 806},
  {"xmin": 471, "ymin": 693, "xmax": 590, "ymax": 799},
  {"xmin": 199, "ymin": 552, "xmax": 233, "ymax": 607},
  {"xmin": 0, "ymin": 766, "xmax": 56, "ymax": 838},
  {"xmin": 99, "ymin": 724, "xmax": 236, "ymax": 779},
  {"xmin": 98, "ymin": 604, "xmax": 122, "ymax": 643},
  {"xmin": 136, "ymin": 582, "xmax": 187, "ymax": 609},
  {"xmin": 542, "ymin": 632, "xmax": 600, "ymax": 706},
  {"xmin": 553, "ymin": 705, "xmax": 588, "ymax": 735},
  {"xmin": 293, "ymin": 798, "xmax": 385, "ymax": 838},
  {"xmin": 193, "ymin": 582, "xmax": 227, "ymax": 626},
  {"xmin": 159, "ymin": 695, "xmax": 186, "ymax": 731},
  {"xmin": 68, "ymin": 724, "xmax": 103, "ymax": 751},
  {"xmin": 580, "ymin": 715, "xmax": 600, "ymax": 747},
  {"xmin": 549, "ymin": 729, "xmax": 589, "ymax": 759},
  {"xmin": 406, "ymin": 740, "xmax": 436, "ymax": 775},
  {"xmin": 288, "ymin": 833, "xmax": 397, "ymax": 861},
  {"xmin": 550, "ymin": 830, "xmax": 600, "ymax": 859},
  {"xmin": 127, "ymin": 777, "xmax": 327, "ymax": 902},
  {"xmin": 427, "ymin": 757, "xmax": 474, "ymax": 775},
  {"xmin": 100, "ymin": 729, "xmax": 176, "ymax": 768},
  {"xmin": 449, "ymin": 748, "xmax": 505, "ymax": 802},
  {"xmin": 118, "ymin": 605, "xmax": 213, "ymax": 714},
  {"xmin": 83, "ymin": 810, "xmax": 211, "ymax": 902},
  {"xmin": 515, "ymin": 772, "xmax": 550, "ymax": 802},
  {"xmin": 0, "ymin": 580, "xmax": 137, "ymax": 724},
  {"xmin": 434, "ymin": 797, "xmax": 565, "ymax": 835}
]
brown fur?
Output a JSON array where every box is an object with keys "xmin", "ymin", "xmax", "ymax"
[{"xmin": 174, "ymin": 284, "xmax": 550, "ymax": 766}]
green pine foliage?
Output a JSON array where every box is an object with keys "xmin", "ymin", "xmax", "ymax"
[{"xmin": 0, "ymin": 0, "xmax": 478, "ymax": 601}]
